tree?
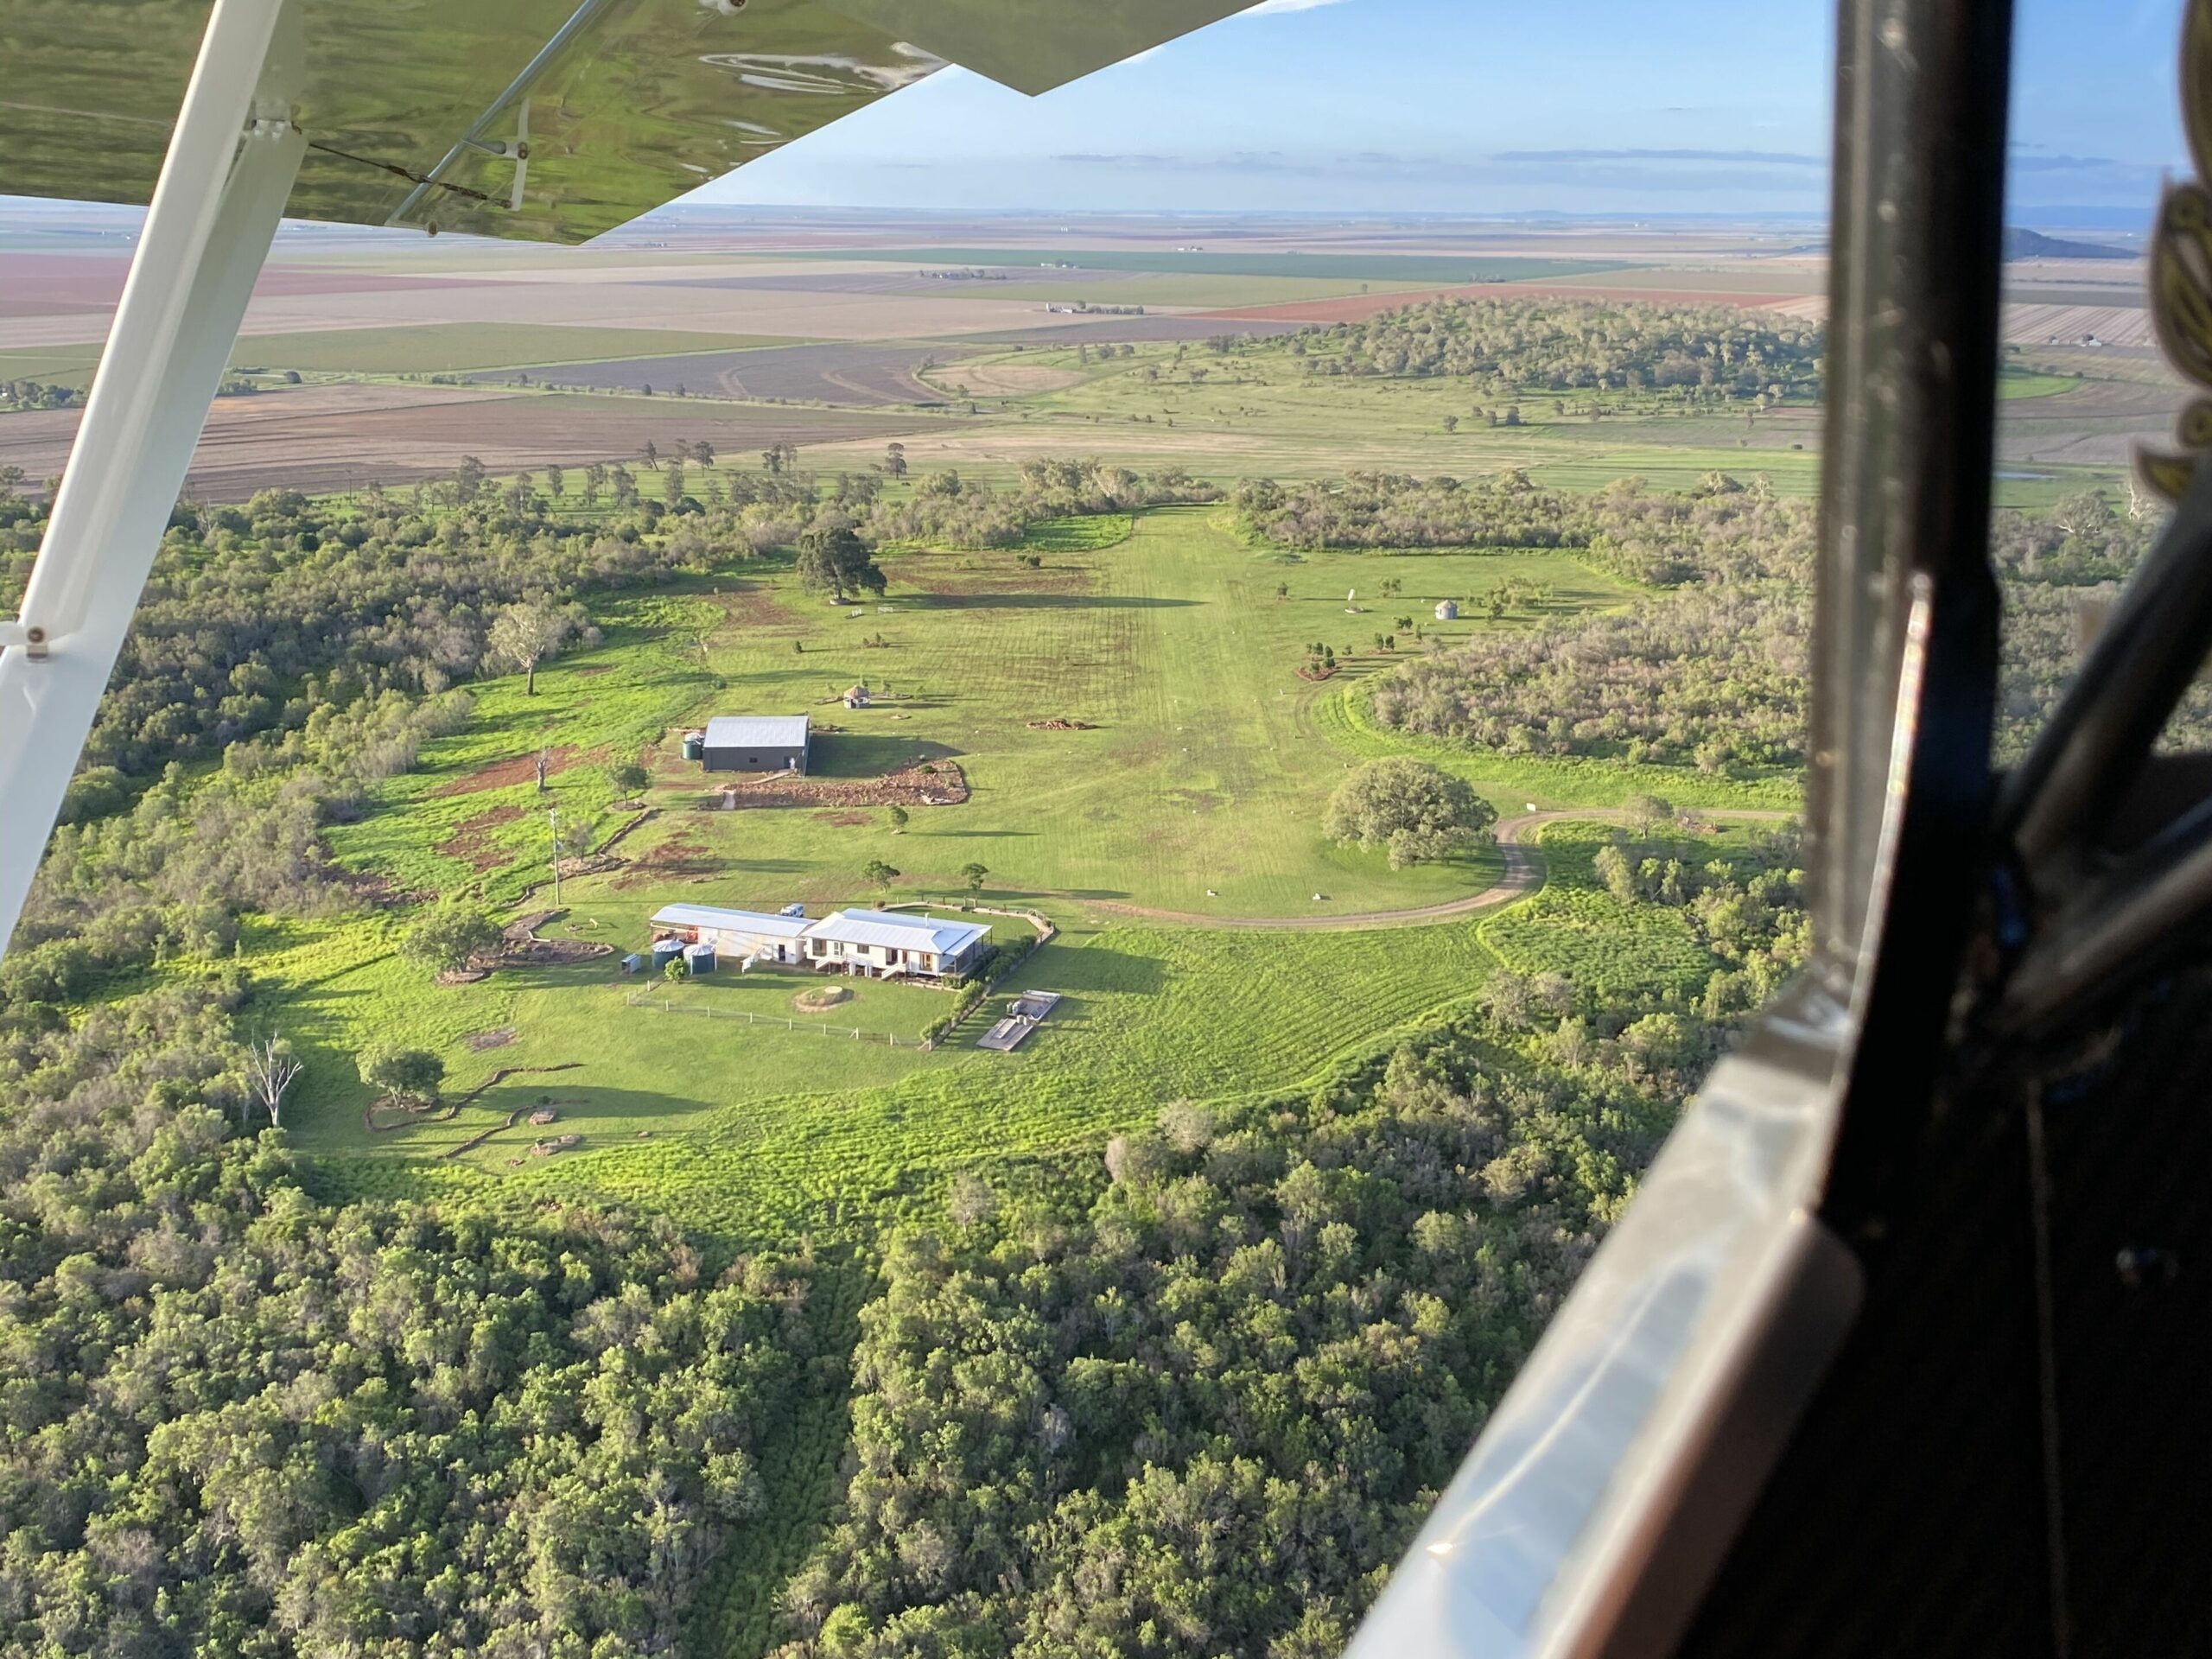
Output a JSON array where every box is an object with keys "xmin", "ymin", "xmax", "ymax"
[
  {"xmin": 641, "ymin": 439, "xmax": 659, "ymax": 470},
  {"xmin": 664, "ymin": 956, "xmax": 690, "ymax": 984},
  {"xmin": 1623, "ymin": 793, "xmax": 1675, "ymax": 838},
  {"xmin": 535, "ymin": 744, "xmax": 553, "ymax": 793},
  {"xmin": 544, "ymin": 461, "xmax": 564, "ymax": 501},
  {"xmin": 861, "ymin": 859, "xmax": 900, "ymax": 893},
  {"xmin": 797, "ymin": 527, "xmax": 887, "ymax": 603},
  {"xmin": 883, "ymin": 442, "xmax": 908, "ymax": 478},
  {"xmin": 960, "ymin": 861, "xmax": 989, "ymax": 897},
  {"xmin": 399, "ymin": 904, "xmax": 502, "ymax": 979},
  {"xmin": 487, "ymin": 601, "xmax": 574, "ymax": 695},
  {"xmin": 241, "ymin": 1033, "xmax": 302, "ymax": 1129},
  {"xmin": 887, "ymin": 806, "xmax": 910, "ymax": 834},
  {"xmin": 609, "ymin": 761, "xmax": 650, "ymax": 803},
  {"xmin": 359, "ymin": 1046, "xmax": 445, "ymax": 1107},
  {"xmin": 1322, "ymin": 758, "xmax": 1497, "ymax": 869}
]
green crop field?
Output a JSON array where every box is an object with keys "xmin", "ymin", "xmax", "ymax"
[
  {"xmin": 257, "ymin": 504, "xmax": 1791, "ymax": 1244},
  {"xmin": 229, "ymin": 322, "xmax": 806, "ymax": 375}
]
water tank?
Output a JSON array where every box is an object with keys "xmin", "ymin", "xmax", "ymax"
[
  {"xmin": 650, "ymin": 938, "xmax": 685, "ymax": 972},
  {"xmin": 683, "ymin": 940, "xmax": 717, "ymax": 975},
  {"xmin": 681, "ymin": 733, "xmax": 704, "ymax": 763}
]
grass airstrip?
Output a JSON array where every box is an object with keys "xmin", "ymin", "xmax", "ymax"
[{"xmin": 251, "ymin": 505, "xmax": 1796, "ymax": 1241}]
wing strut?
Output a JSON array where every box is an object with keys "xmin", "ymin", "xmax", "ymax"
[{"xmin": 0, "ymin": 0, "xmax": 305, "ymax": 950}]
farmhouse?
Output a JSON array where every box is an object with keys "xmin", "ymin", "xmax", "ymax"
[
  {"xmin": 702, "ymin": 715, "xmax": 810, "ymax": 774},
  {"xmin": 648, "ymin": 904, "xmax": 991, "ymax": 981},
  {"xmin": 804, "ymin": 909, "xmax": 992, "ymax": 980}
]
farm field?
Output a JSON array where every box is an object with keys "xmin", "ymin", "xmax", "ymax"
[
  {"xmin": 0, "ymin": 383, "xmax": 955, "ymax": 499},
  {"xmin": 489, "ymin": 338, "xmax": 987, "ymax": 405},
  {"xmin": 226, "ymin": 321, "xmax": 808, "ymax": 375},
  {"xmin": 793, "ymin": 247, "xmax": 1630, "ymax": 283}
]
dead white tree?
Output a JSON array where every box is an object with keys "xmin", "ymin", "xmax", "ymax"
[{"xmin": 242, "ymin": 1033, "xmax": 303, "ymax": 1130}]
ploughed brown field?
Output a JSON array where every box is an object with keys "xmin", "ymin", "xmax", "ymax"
[{"xmin": 0, "ymin": 384, "xmax": 949, "ymax": 500}]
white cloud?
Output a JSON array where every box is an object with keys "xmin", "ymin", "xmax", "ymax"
[{"xmin": 1241, "ymin": 0, "xmax": 1354, "ymax": 14}]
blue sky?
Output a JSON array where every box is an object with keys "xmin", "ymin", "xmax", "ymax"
[{"xmin": 700, "ymin": 0, "xmax": 2190, "ymax": 223}]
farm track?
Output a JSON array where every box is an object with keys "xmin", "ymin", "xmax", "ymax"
[{"xmin": 1071, "ymin": 807, "xmax": 1796, "ymax": 931}]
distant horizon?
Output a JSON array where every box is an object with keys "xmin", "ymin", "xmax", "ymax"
[{"xmin": 0, "ymin": 194, "xmax": 2161, "ymax": 245}]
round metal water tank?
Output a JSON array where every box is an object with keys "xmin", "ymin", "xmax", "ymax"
[
  {"xmin": 683, "ymin": 941, "xmax": 717, "ymax": 974},
  {"xmin": 681, "ymin": 734, "xmax": 704, "ymax": 762}
]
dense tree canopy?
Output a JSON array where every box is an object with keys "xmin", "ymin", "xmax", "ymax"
[
  {"xmin": 1288, "ymin": 295, "xmax": 1823, "ymax": 400},
  {"xmin": 0, "ymin": 975, "xmax": 823, "ymax": 1657}
]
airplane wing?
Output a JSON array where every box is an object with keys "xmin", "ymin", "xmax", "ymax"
[{"xmin": 0, "ymin": 0, "xmax": 1259, "ymax": 244}]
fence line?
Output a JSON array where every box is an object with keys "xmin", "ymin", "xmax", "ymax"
[{"xmin": 624, "ymin": 992, "xmax": 907, "ymax": 1046}]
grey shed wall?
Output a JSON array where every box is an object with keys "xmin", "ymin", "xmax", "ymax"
[{"xmin": 703, "ymin": 742, "xmax": 807, "ymax": 774}]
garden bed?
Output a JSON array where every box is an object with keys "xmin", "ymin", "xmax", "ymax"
[{"xmin": 714, "ymin": 761, "xmax": 969, "ymax": 811}]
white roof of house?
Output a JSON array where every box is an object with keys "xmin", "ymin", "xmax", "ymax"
[
  {"xmin": 651, "ymin": 904, "xmax": 812, "ymax": 939},
  {"xmin": 703, "ymin": 715, "xmax": 810, "ymax": 749},
  {"xmin": 811, "ymin": 910, "xmax": 992, "ymax": 957}
]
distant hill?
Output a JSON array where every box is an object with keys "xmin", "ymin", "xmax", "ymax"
[{"xmin": 2004, "ymin": 226, "xmax": 2134, "ymax": 261}]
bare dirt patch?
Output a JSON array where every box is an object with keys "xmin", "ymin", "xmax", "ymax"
[
  {"xmin": 435, "ymin": 747, "xmax": 583, "ymax": 798},
  {"xmin": 442, "ymin": 802, "xmax": 527, "ymax": 868},
  {"xmin": 719, "ymin": 760, "xmax": 969, "ymax": 811},
  {"xmin": 613, "ymin": 828, "xmax": 720, "ymax": 888},
  {"xmin": 1027, "ymin": 717, "xmax": 1097, "ymax": 731},
  {"xmin": 465, "ymin": 1026, "xmax": 518, "ymax": 1052}
]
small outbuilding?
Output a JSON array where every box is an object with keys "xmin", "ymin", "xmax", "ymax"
[
  {"xmin": 702, "ymin": 715, "xmax": 810, "ymax": 774},
  {"xmin": 1434, "ymin": 599, "xmax": 1459, "ymax": 621},
  {"xmin": 842, "ymin": 683, "xmax": 871, "ymax": 709}
]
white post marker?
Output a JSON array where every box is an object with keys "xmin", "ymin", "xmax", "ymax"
[{"xmin": 0, "ymin": 0, "xmax": 304, "ymax": 954}]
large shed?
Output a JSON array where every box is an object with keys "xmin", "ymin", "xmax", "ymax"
[{"xmin": 702, "ymin": 715, "xmax": 810, "ymax": 774}]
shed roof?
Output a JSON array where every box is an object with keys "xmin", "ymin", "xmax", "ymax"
[
  {"xmin": 811, "ymin": 910, "xmax": 992, "ymax": 957},
  {"xmin": 703, "ymin": 715, "xmax": 810, "ymax": 750},
  {"xmin": 651, "ymin": 904, "xmax": 812, "ymax": 939}
]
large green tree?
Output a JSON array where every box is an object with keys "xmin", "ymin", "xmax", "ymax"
[
  {"xmin": 358, "ymin": 1045, "xmax": 446, "ymax": 1107},
  {"xmin": 397, "ymin": 904, "xmax": 502, "ymax": 980},
  {"xmin": 796, "ymin": 526, "xmax": 887, "ymax": 603},
  {"xmin": 1322, "ymin": 757, "xmax": 1497, "ymax": 868}
]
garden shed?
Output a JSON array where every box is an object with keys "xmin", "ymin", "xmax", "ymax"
[
  {"xmin": 702, "ymin": 715, "xmax": 810, "ymax": 774},
  {"xmin": 1434, "ymin": 599, "xmax": 1459, "ymax": 620}
]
